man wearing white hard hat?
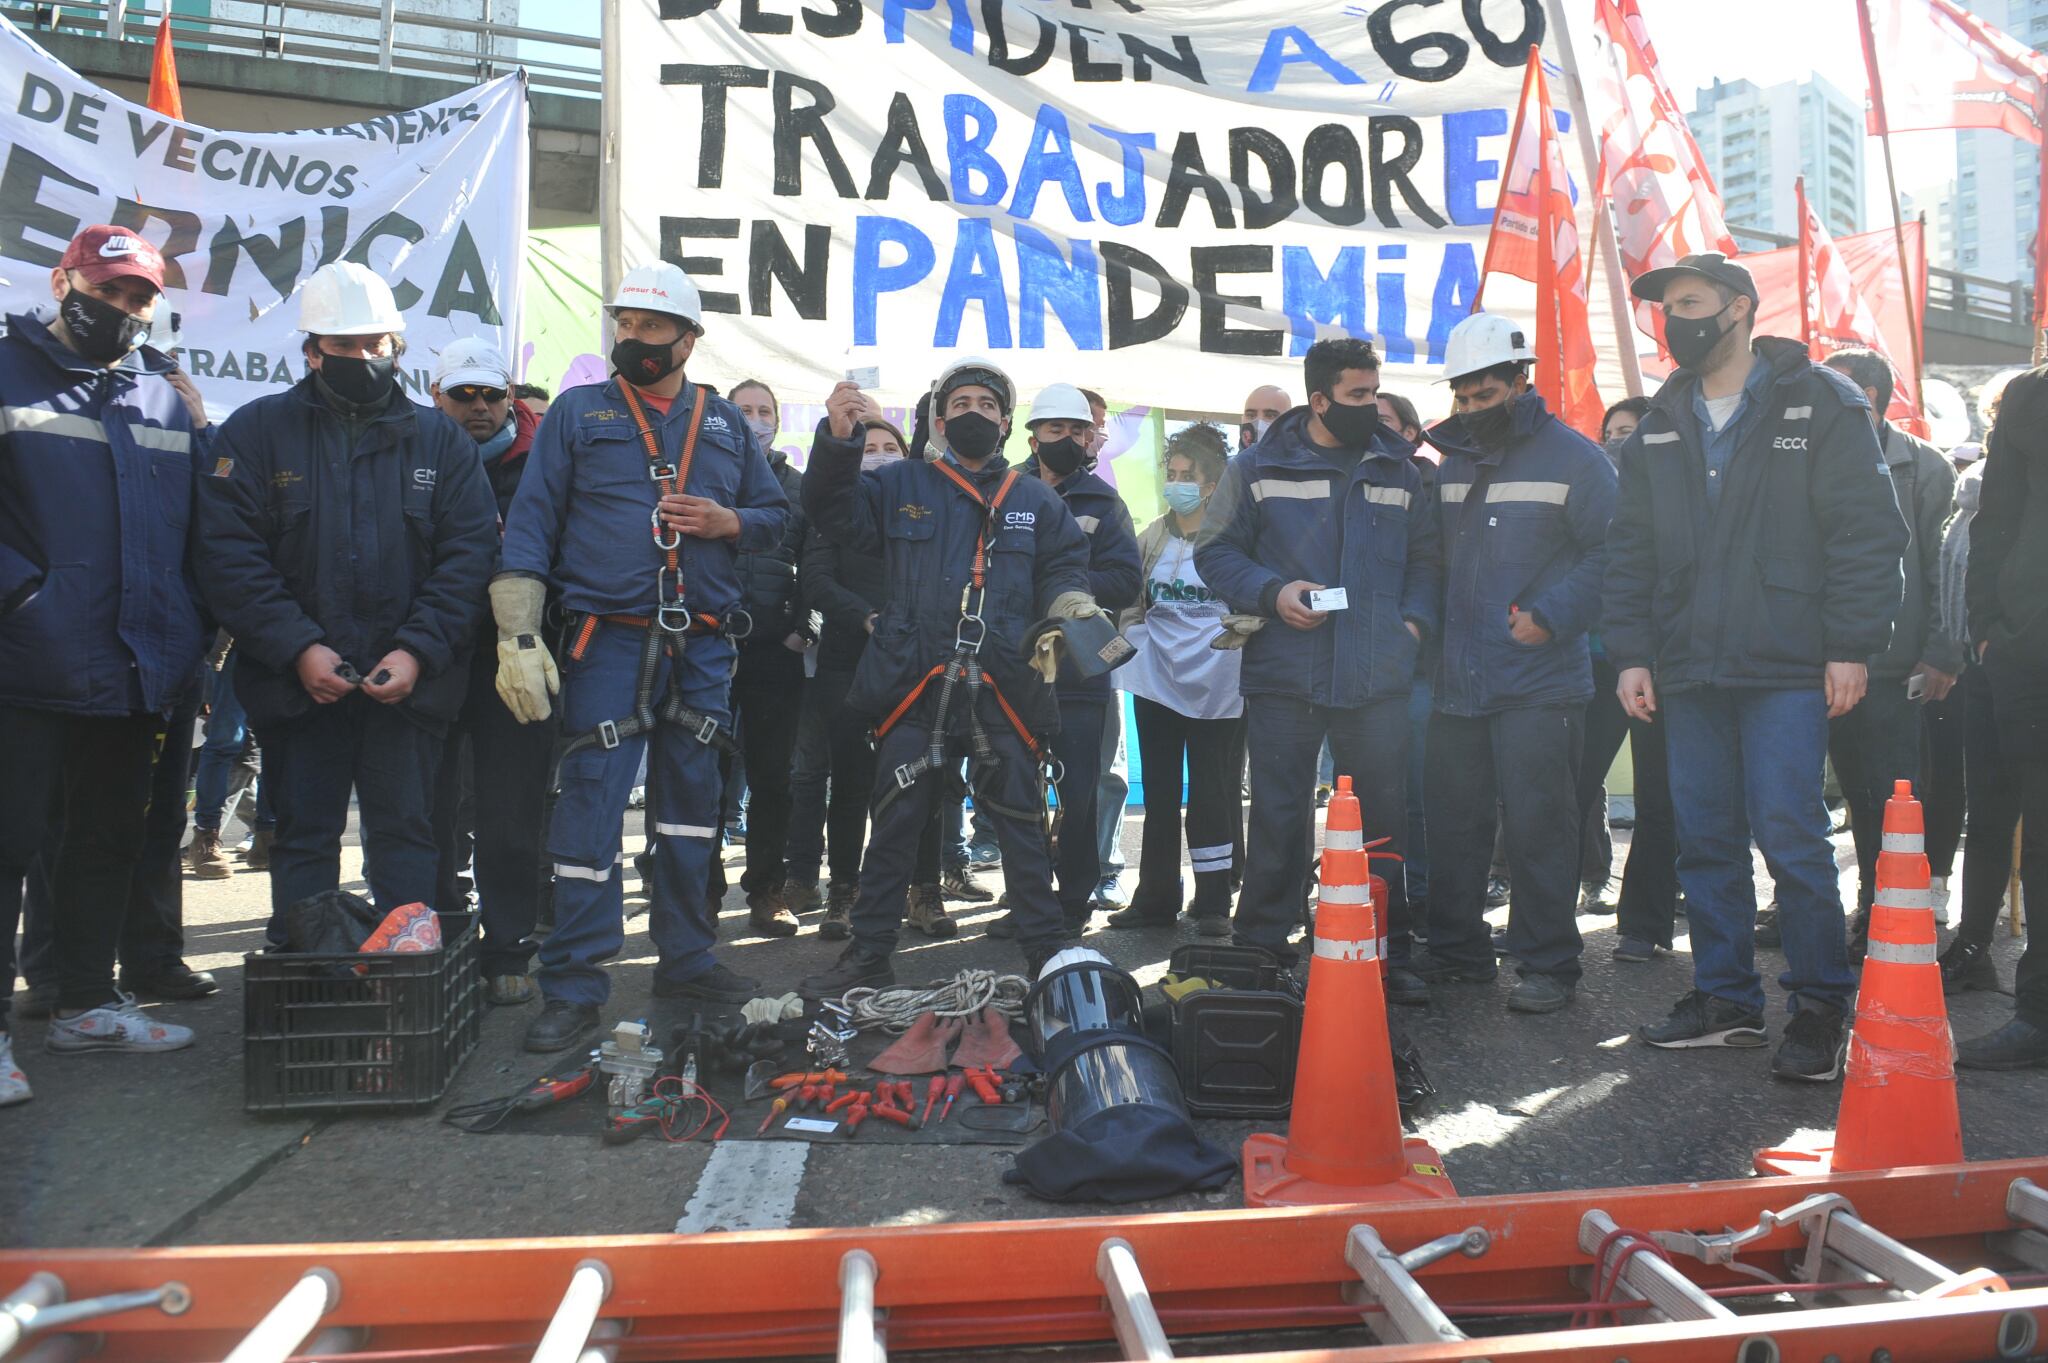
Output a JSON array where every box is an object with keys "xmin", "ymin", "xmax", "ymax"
[
  {"xmin": 1409, "ymin": 313, "xmax": 1616, "ymax": 1016},
  {"xmin": 981, "ymin": 383, "xmax": 1139, "ymax": 939},
  {"xmin": 496, "ymin": 262, "xmax": 790, "ymax": 1055},
  {"xmin": 425, "ymin": 337, "xmax": 555, "ymax": 1006},
  {"xmin": 797, "ymin": 357, "xmax": 1096, "ymax": 998},
  {"xmin": 198, "ymin": 260, "xmax": 500, "ymax": 950}
]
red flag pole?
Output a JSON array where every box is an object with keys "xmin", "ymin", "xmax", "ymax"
[
  {"xmin": 1856, "ymin": 0, "xmax": 1927, "ymax": 417},
  {"xmin": 1533, "ymin": 51, "xmax": 1563, "ymax": 416},
  {"xmin": 1474, "ymin": 47, "xmax": 1544, "ymax": 313},
  {"xmin": 1795, "ymin": 176, "xmax": 1815, "ymax": 353}
]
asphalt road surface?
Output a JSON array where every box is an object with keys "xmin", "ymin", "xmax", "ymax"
[{"xmin": 4, "ymin": 809, "xmax": 2041, "ymax": 1250}]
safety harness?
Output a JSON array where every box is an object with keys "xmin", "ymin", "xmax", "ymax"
[
  {"xmin": 554, "ymin": 382, "xmax": 744, "ymax": 772},
  {"xmin": 870, "ymin": 460, "xmax": 1061, "ymax": 833}
]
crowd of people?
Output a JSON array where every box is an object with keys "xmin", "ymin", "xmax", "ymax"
[{"xmin": 1, "ymin": 226, "xmax": 2043, "ymax": 1111}]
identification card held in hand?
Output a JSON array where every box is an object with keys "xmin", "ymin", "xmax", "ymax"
[
  {"xmin": 1307, "ymin": 587, "xmax": 1349, "ymax": 613},
  {"xmin": 845, "ymin": 366, "xmax": 880, "ymax": 389}
]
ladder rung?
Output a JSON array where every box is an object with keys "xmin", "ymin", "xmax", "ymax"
[
  {"xmin": 529, "ymin": 1260, "xmax": 611, "ymax": 1363},
  {"xmin": 1096, "ymin": 1239, "xmax": 1173, "ymax": 1361},
  {"xmin": 837, "ymin": 1250, "xmax": 884, "ymax": 1363},
  {"xmin": 224, "ymin": 1269, "xmax": 340, "ymax": 1363},
  {"xmin": 1990, "ymin": 1177, "xmax": 2048, "ymax": 1271},
  {"xmin": 1579, "ymin": 1210, "xmax": 1734, "ymax": 1323},
  {"xmin": 1817, "ymin": 1210, "xmax": 1981, "ymax": 1297},
  {"xmin": 2011, "ymin": 1177, "xmax": 2048, "ymax": 1233},
  {"xmin": 1343, "ymin": 1226, "xmax": 1467, "ymax": 1347}
]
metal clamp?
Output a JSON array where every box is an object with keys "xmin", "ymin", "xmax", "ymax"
[
  {"xmin": 893, "ymin": 763, "xmax": 922, "ymax": 791},
  {"xmin": 1658, "ymin": 1193, "xmax": 2004, "ymax": 1303},
  {"xmin": 954, "ymin": 613, "xmax": 987, "ymax": 653},
  {"xmin": 2, "ymin": 1276, "xmax": 191, "ymax": 1357},
  {"xmin": 596, "ymin": 719, "xmax": 621, "ymax": 751},
  {"xmin": 650, "ymin": 504, "xmax": 681, "ymax": 552},
  {"xmin": 693, "ymin": 715, "xmax": 722, "ymax": 748}
]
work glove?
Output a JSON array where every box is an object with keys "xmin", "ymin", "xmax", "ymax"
[
  {"xmin": 1024, "ymin": 592, "xmax": 1099, "ymax": 684},
  {"xmin": 489, "ymin": 574, "xmax": 560, "ymax": 724},
  {"xmin": 1210, "ymin": 614, "xmax": 1267, "ymax": 651},
  {"xmin": 740, "ymin": 992, "xmax": 804, "ymax": 1026}
]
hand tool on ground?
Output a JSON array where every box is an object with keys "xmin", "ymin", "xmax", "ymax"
[
  {"xmin": 442, "ymin": 1058, "xmax": 598, "ymax": 1132},
  {"xmin": 842, "ymin": 1096, "xmax": 871, "ymax": 1137},
  {"xmin": 870, "ymin": 1102, "xmax": 919, "ymax": 1131},
  {"xmin": 921, "ymin": 1075, "xmax": 945, "ymax": 1126},
  {"xmin": 768, "ymin": 1069, "xmax": 847, "ymax": 1091},
  {"xmin": 817, "ymin": 1082, "xmax": 837, "ymax": 1112},
  {"xmin": 754, "ymin": 1095, "xmax": 790, "ymax": 1135},
  {"xmin": 598, "ymin": 1021, "xmax": 663, "ymax": 1116},
  {"xmin": 965, "ymin": 1066, "xmax": 1002, "ymax": 1105},
  {"xmin": 604, "ymin": 1073, "xmax": 730, "ymax": 1145},
  {"xmin": 889, "ymin": 1081, "xmax": 915, "ymax": 1111},
  {"xmin": 796, "ymin": 1083, "xmax": 820, "ymax": 1112},
  {"xmin": 825, "ymin": 1089, "xmax": 863, "ymax": 1115},
  {"xmin": 939, "ymin": 1071, "xmax": 965, "ymax": 1122}
]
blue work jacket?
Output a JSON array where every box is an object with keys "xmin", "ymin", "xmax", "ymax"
[
  {"xmin": 196, "ymin": 375, "xmax": 499, "ymax": 730},
  {"xmin": 1195, "ymin": 408, "xmax": 1441, "ymax": 708},
  {"xmin": 1426, "ymin": 392, "xmax": 1617, "ymax": 716},
  {"xmin": 0, "ymin": 312, "xmax": 208, "ymax": 716}
]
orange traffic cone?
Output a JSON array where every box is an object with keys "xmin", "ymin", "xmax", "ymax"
[
  {"xmin": 1755, "ymin": 781, "xmax": 1963, "ymax": 1176},
  {"xmin": 1243, "ymin": 776, "xmax": 1455, "ymax": 1206}
]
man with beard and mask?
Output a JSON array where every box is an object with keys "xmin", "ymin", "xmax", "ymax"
[
  {"xmin": 1241, "ymin": 384, "xmax": 1291, "ymax": 453},
  {"xmin": 199, "ymin": 261, "xmax": 499, "ymax": 951},
  {"xmin": 1197, "ymin": 337, "xmax": 1442, "ymax": 994},
  {"xmin": 797, "ymin": 358, "xmax": 1094, "ymax": 995},
  {"xmin": 425, "ymin": 337, "xmax": 555, "ymax": 1006},
  {"xmin": 714, "ymin": 378, "xmax": 812, "ymax": 937},
  {"xmin": 984, "ymin": 384, "xmax": 1140, "ymax": 938},
  {"xmin": 1605, "ymin": 253, "xmax": 1906, "ymax": 1083},
  {"xmin": 1409, "ymin": 314, "xmax": 1616, "ymax": 1015},
  {"xmin": 495, "ymin": 263, "xmax": 789, "ymax": 1054},
  {"xmin": 1, "ymin": 226, "xmax": 213, "ymax": 1101}
]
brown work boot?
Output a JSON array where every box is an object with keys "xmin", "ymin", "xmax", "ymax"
[
  {"xmin": 906, "ymin": 882, "xmax": 958, "ymax": 939},
  {"xmin": 185, "ymin": 829, "xmax": 231, "ymax": 880},
  {"xmin": 820, "ymin": 882, "xmax": 854, "ymax": 941},
  {"xmin": 785, "ymin": 879, "xmax": 821, "ymax": 915},
  {"xmin": 746, "ymin": 885, "xmax": 800, "ymax": 937}
]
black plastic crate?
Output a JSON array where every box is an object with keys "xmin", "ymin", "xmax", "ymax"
[
  {"xmin": 1171, "ymin": 989, "xmax": 1302, "ymax": 1119},
  {"xmin": 1167, "ymin": 943, "xmax": 1293, "ymax": 995},
  {"xmin": 243, "ymin": 923, "xmax": 482, "ymax": 1113}
]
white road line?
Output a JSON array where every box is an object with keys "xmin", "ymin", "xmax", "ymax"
[{"xmin": 674, "ymin": 1141, "xmax": 808, "ymax": 1234}]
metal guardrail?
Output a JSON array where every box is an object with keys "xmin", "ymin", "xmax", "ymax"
[
  {"xmin": 5, "ymin": 0, "xmax": 599, "ymax": 96},
  {"xmin": 1729, "ymin": 220, "xmax": 2034, "ymax": 331}
]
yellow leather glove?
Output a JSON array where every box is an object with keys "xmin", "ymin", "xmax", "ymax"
[
  {"xmin": 1029, "ymin": 630, "xmax": 1064, "ymax": 684},
  {"xmin": 1210, "ymin": 614, "xmax": 1267, "ymax": 651},
  {"xmin": 489, "ymin": 575, "xmax": 560, "ymax": 724},
  {"xmin": 1048, "ymin": 590, "xmax": 1103, "ymax": 620}
]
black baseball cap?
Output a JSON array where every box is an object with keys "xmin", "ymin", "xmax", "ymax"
[{"xmin": 1630, "ymin": 252, "xmax": 1759, "ymax": 307}]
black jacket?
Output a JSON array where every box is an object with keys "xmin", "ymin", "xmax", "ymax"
[
  {"xmin": 1603, "ymin": 336, "xmax": 1907, "ymax": 692},
  {"xmin": 196, "ymin": 376, "xmax": 499, "ymax": 730},
  {"xmin": 805, "ymin": 524, "xmax": 886, "ymax": 675},
  {"xmin": 1872, "ymin": 422, "xmax": 1961, "ymax": 681},
  {"xmin": 1969, "ymin": 364, "xmax": 2048, "ymax": 671},
  {"xmin": 735, "ymin": 449, "xmax": 810, "ymax": 653}
]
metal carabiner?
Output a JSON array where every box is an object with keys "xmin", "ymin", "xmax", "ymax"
[
  {"xmin": 650, "ymin": 504, "xmax": 683, "ymax": 552},
  {"xmin": 955, "ymin": 613, "xmax": 987, "ymax": 653},
  {"xmin": 655, "ymin": 566, "xmax": 690, "ymax": 635}
]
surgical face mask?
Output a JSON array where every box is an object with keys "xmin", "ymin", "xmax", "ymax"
[
  {"xmin": 1241, "ymin": 417, "xmax": 1272, "ymax": 449},
  {"xmin": 1464, "ymin": 402, "xmax": 1515, "ymax": 450},
  {"xmin": 611, "ymin": 335, "xmax": 681, "ymax": 387},
  {"xmin": 943, "ymin": 410, "xmax": 1003, "ymax": 461},
  {"xmin": 1162, "ymin": 481, "xmax": 1206, "ymax": 516},
  {"xmin": 320, "ymin": 352, "xmax": 397, "ymax": 406},
  {"xmin": 1036, "ymin": 436, "xmax": 1086, "ymax": 477},
  {"xmin": 1319, "ymin": 395, "xmax": 1381, "ymax": 449},
  {"xmin": 60, "ymin": 289, "xmax": 150, "ymax": 364},
  {"xmin": 860, "ymin": 449, "xmax": 898, "ymax": 473},
  {"xmin": 1664, "ymin": 300, "xmax": 1736, "ymax": 370},
  {"xmin": 746, "ymin": 415, "xmax": 778, "ymax": 448}
]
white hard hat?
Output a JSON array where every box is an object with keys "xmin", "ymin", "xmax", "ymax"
[
  {"xmin": 1026, "ymin": 382, "xmax": 1094, "ymax": 427},
  {"xmin": 608, "ymin": 263, "xmax": 704, "ymax": 331},
  {"xmin": 1442, "ymin": 312, "xmax": 1536, "ymax": 384},
  {"xmin": 930, "ymin": 355, "xmax": 1016, "ymax": 417},
  {"xmin": 435, "ymin": 336, "xmax": 510, "ymax": 390},
  {"xmin": 298, "ymin": 261, "xmax": 405, "ymax": 336}
]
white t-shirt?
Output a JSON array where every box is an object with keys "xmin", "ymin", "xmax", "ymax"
[
  {"xmin": 1113, "ymin": 534, "xmax": 1243, "ymax": 721},
  {"xmin": 1702, "ymin": 393, "xmax": 1742, "ymax": 432}
]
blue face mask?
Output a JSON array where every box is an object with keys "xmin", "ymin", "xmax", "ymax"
[{"xmin": 1162, "ymin": 481, "xmax": 1206, "ymax": 516}]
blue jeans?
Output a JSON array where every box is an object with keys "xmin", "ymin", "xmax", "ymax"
[
  {"xmin": 1663, "ymin": 687, "xmax": 1854, "ymax": 1015},
  {"xmin": 193, "ymin": 650, "xmax": 272, "ymax": 833}
]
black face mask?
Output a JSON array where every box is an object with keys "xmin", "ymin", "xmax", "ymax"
[
  {"xmin": 1036, "ymin": 436, "xmax": 1086, "ymax": 477},
  {"xmin": 320, "ymin": 353, "xmax": 397, "ymax": 407},
  {"xmin": 1463, "ymin": 402, "xmax": 1515, "ymax": 450},
  {"xmin": 1665, "ymin": 300, "xmax": 1736, "ymax": 370},
  {"xmin": 945, "ymin": 410, "xmax": 1004, "ymax": 462},
  {"xmin": 611, "ymin": 336, "xmax": 681, "ymax": 387},
  {"xmin": 60, "ymin": 289, "xmax": 149, "ymax": 364},
  {"xmin": 1319, "ymin": 395, "xmax": 1381, "ymax": 450}
]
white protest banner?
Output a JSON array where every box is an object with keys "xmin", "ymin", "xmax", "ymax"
[
  {"xmin": 613, "ymin": 0, "xmax": 1596, "ymax": 411},
  {"xmin": 0, "ymin": 17, "xmax": 528, "ymax": 413}
]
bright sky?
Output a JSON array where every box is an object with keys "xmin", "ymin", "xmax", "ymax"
[{"xmin": 520, "ymin": 0, "xmax": 1962, "ymax": 233}]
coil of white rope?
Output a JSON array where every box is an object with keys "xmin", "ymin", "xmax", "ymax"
[{"xmin": 834, "ymin": 969, "xmax": 1031, "ymax": 1033}]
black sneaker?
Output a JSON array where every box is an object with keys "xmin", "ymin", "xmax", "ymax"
[
  {"xmin": 1104, "ymin": 903, "xmax": 1176, "ymax": 929},
  {"xmin": 1754, "ymin": 905, "xmax": 1782, "ymax": 948},
  {"xmin": 1612, "ymin": 936, "xmax": 1662, "ymax": 963},
  {"xmin": 1639, "ymin": 990, "xmax": 1768, "ymax": 1049},
  {"xmin": 1195, "ymin": 912, "xmax": 1231, "ymax": 939},
  {"xmin": 1846, "ymin": 908, "xmax": 1870, "ymax": 963},
  {"xmin": 1383, "ymin": 965, "xmax": 1430, "ymax": 1007},
  {"xmin": 1484, "ymin": 875, "xmax": 1511, "ymax": 908},
  {"xmin": 1939, "ymin": 939, "xmax": 2000, "ymax": 994},
  {"xmin": 1507, "ymin": 973, "xmax": 1575, "ymax": 1014},
  {"xmin": 939, "ymin": 864, "xmax": 995, "ymax": 903},
  {"xmin": 1406, "ymin": 950, "xmax": 1498, "ymax": 984},
  {"xmin": 1491, "ymin": 927, "xmax": 1518, "ymax": 961},
  {"xmin": 120, "ymin": 963, "xmax": 220, "ymax": 1002},
  {"xmin": 799, "ymin": 945, "xmax": 895, "ymax": 1000},
  {"xmin": 1956, "ymin": 1017, "xmax": 2048, "ymax": 1071},
  {"xmin": 986, "ymin": 910, "xmax": 1018, "ymax": 940},
  {"xmin": 654, "ymin": 962, "xmax": 763, "ymax": 1004},
  {"xmin": 524, "ymin": 1000, "xmax": 600, "ymax": 1054},
  {"xmin": 1771, "ymin": 1003, "xmax": 1847, "ymax": 1083}
]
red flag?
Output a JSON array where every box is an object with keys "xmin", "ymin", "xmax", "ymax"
[
  {"xmin": 1588, "ymin": 0, "xmax": 1738, "ymax": 351},
  {"xmin": 1861, "ymin": 0, "xmax": 2046, "ymax": 142},
  {"xmin": 1475, "ymin": 47, "xmax": 1605, "ymax": 439},
  {"xmin": 147, "ymin": 8, "xmax": 184, "ymax": 122}
]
